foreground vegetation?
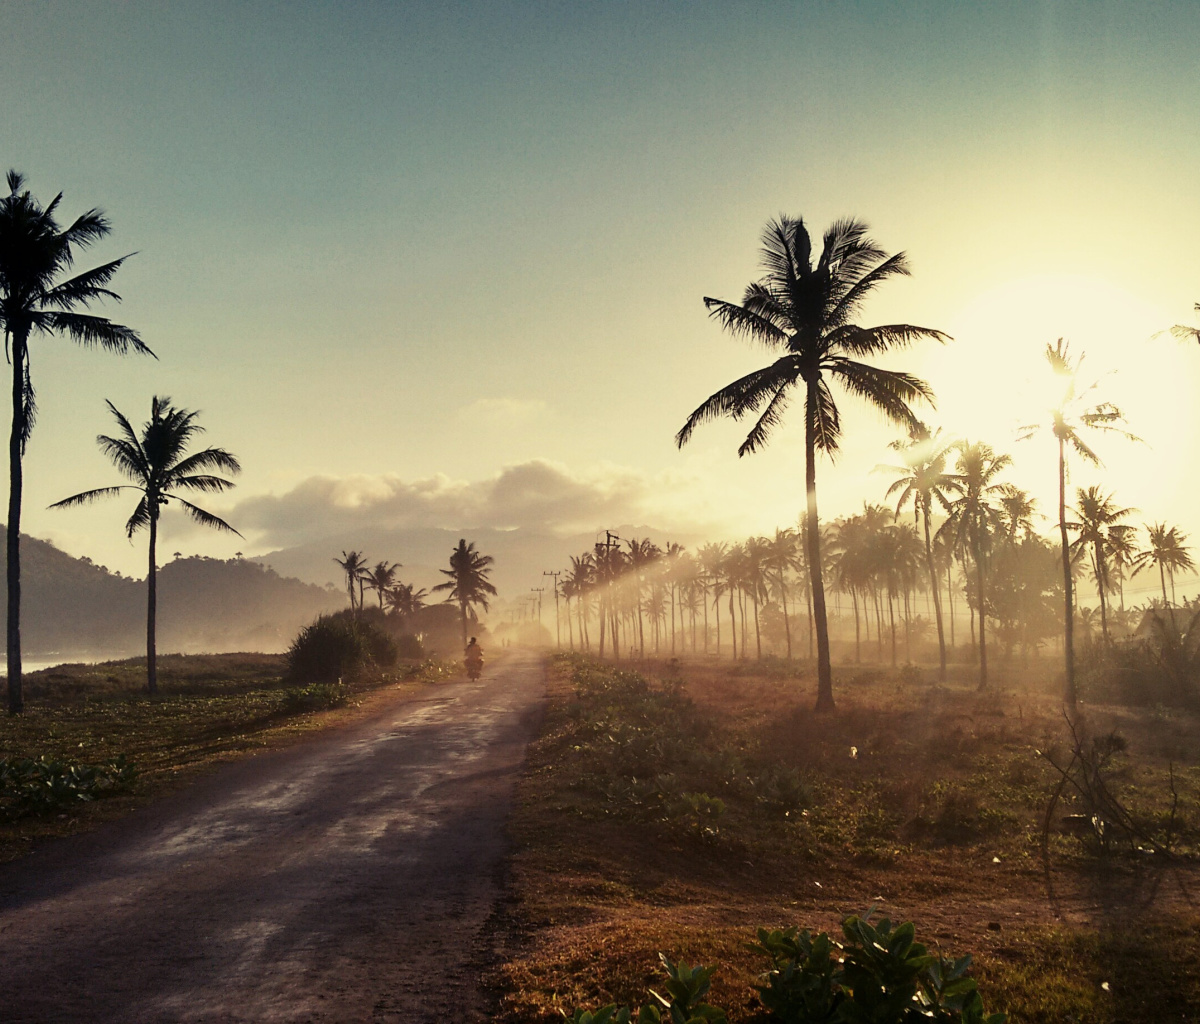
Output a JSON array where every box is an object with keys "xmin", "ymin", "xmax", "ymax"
[
  {"xmin": 0, "ymin": 650, "xmax": 450, "ymax": 862},
  {"xmin": 497, "ymin": 654, "xmax": 1200, "ymax": 1023}
]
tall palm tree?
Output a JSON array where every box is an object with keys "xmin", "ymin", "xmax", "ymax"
[
  {"xmin": 938, "ymin": 442, "xmax": 1009, "ymax": 689},
  {"xmin": 1019, "ymin": 339, "xmax": 1133, "ymax": 705},
  {"xmin": 1105, "ymin": 524, "xmax": 1138, "ymax": 613},
  {"xmin": 764, "ymin": 528, "xmax": 799, "ymax": 659},
  {"xmin": 433, "ymin": 539, "xmax": 497, "ymax": 650},
  {"xmin": 50, "ymin": 397, "xmax": 240, "ymax": 693},
  {"xmin": 1134, "ymin": 523, "xmax": 1195, "ymax": 607},
  {"xmin": 1067, "ymin": 486, "xmax": 1134, "ymax": 642},
  {"xmin": 1, "ymin": 171, "xmax": 152, "ymax": 712},
  {"xmin": 364, "ymin": 560, "xmax": 401, "ymax": 609},
  {"xmin": 334, "ymin": 550, "xmax": 368, "ymax": 612},
  {"xmin": 997, "ymin": 484, "xmax": 1038, "ymax": 544},
  {"xmin": 880, "ymin": 424, "xmax": 957, "ymax": 680},
  {"xmin": 675, "ymin": 216, "xmax": 945, "ymax": 709}
]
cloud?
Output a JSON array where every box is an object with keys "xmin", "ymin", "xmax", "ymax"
[
  {"xmin": 456, "ymin": 397, "xmax": 550, "ymax": 423},
  {"xmin": 230, "ymin": 459, "xmax": 691, "ymax": 548}
]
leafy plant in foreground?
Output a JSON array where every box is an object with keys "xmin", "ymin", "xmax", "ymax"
[{"xmin": 0, "ymin": 754, "xmax": 139, "ymax": 820}]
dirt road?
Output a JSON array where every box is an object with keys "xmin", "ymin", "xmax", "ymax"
[{"xmin": 0, "ymin": 650, "xmax": 545, "ymax": 1023}]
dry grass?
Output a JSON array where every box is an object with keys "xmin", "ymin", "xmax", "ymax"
[{"xmin": 496, "ymin": 652, "xmax": 1200, "ymax": 1023}]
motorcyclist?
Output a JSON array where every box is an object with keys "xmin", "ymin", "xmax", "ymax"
[{"xmin": 464, "ymin": 637, "xmax": 484, "ymax": 677}]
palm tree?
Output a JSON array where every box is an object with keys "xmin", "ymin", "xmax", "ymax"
[
  {"xmin": 1134, "ymin": 523, "xmax": 1195, "ymax": 608},
  {"xmin": 364, "ymin": 560, "xmax": 401, "ymax": 609},
  {"xmin": 675, "ymin": 216, "xmax": 945, "ymax": 709},
  {"xmin": 997, "ymin": 484, "xmax": 1038, "ymax": 544},
  {"xmin": 880, "ymin": 424, "xmax": 957, "ymax": 680},
  {"xmin": 764, "ymin": 528, "xmax": 799, "ymax": 659},
  {"xmin": 1019, "ymin": 339, "xmax": 1133, "ymax": 705},
  {"xmin": 1, "ymin": 171, "xmax": 152, "ymax": 712},
  {"xmin": 50, "ymin": 397, "xmax": 240, "ymax": 693},
  {"xmin": 334, "ymin": 550, "xmax": 368, "ymax": 612},
  {"xmin": 1067, "ymin": 486, "xmax": 1134, "ymax": 642},
  {"xmin": 938, "ymin": 442, "xmax": 1009, "ymax": 689},
  {"xmin": 433, "ymin": 539, "xmax": 497, "ymax": 650},
  {"xmin": 1105, "ymin": 524, "xmax": 1138, "ymax": 612},
  {"xmin": 385, "ymin": 581, "xmax": 427, "ymax": 619},
  {"xmin": 1170, "ymin": 303, "xmax": 1200, "ymax": 345}
]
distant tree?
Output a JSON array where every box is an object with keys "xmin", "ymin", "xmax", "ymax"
[
  {"xmin": 432, "ymin": 539, "xmax": 497, "ymax": 650},
  {"xmin": 1134, "ymin": 523, "xmax": 1195, "ymax": 607},
  {"xmin": 996, "ymin": 484, "xmax": 1038, "ymax": 544},
  {"xmin": 50, "ymin": 397, "xmax": 240, "ymax": 693},
  {"xmin": 880, "ymin": 424, "xmax": 958, "ymax": 680},
  {"xmin": 1170, "ymin": 303, "xmax": 1200, "ymax": 345},
  {"xmin": 939, "ymin": 442, "xmax": 1010, "ymax": 689},
  {"xmin": 1067, "ymin": 486, "xmax": 1134, "ymax": 642},
  {"xmin": 364, "ymin": 560, "xmax": 400, "ymax": 609},
  {"xmin": 334, "ymin": 550, "xmax": 368, "ymax": 612},
  {"xmin": 385, "ymin": 581, "xmax": 427, "ymax": 619},
  {"xmin": 0, "ymin": 171, "xmax": 151, "ymax": 712},
  {"xmin": 676, "ymin": 216, "xmax": 945, "ymax": 709},
  {"xmin": 1019, "ymin": 339, "xmax": 1134, "ymax": 705}
]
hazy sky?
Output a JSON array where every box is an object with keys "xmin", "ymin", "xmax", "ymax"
[{"xmin": 4, "ymin": 1, "xmax": 1199, "ymax": 600}]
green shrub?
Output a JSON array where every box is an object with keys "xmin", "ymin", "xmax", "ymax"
[
  {"xmin": 0, "ymin": 754, "xmax": 139, "ymax": 821},
  {"xmin": 282, "ymin": 680, "xmax": 350, "ymax": 712},
  {"xmin": 286, "ymin": 614, "xmax": 397, "ymax": 683}
]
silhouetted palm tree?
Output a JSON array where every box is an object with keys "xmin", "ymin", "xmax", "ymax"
[
  {"xmin": 50, "ymin": 397, "xmax": 240, "ymax": 693},
  {"xmin": 364, "ymin": 560, "xmax": 400, "ymax": 609},
  {"xmin": 0, "ymin": 171, "xmax": 152, "ymax": 712},
  {"xmin": 880, "ymin": 424, "xmax": 957, "ymax": 680},
  {"xmin": 1134, "ymin": 523, "xmax": 1195, "ymax": 607},
  {"xmin": 939, "ymin": 442, "xmax": 1009, "ymax": 689},
  {"xmin": 433, "ymin": 539, "xmax": 497, "ymax": 650},
  {"xmin": 334, "ymin": 550, "xmax": 368, "ymax": 612},
  {"xmin": 1019, "ymin": 339, "xmax": 1133, "ymax": 705},
  {"xmin": 997, "ymin": 484, "xmax": 1038, "ymax": 544},
  {"xmin": 385, "ymin": 581, "xmax": 427, "ymax": 618},
  {"xmin": 676, "ymin": 216, "xmax": 944, "ymax": 709},
  {"xmin": 1068, "ymin": 486, "xmax": 1134, "ymax": 642}
]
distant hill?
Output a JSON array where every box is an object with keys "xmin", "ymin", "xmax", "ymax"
[
  {"xmin": 3, "ymin": 533, "xmax": 344, "ymax": 660},
  {"xmin": 252, "ymin": 524, "xmax": 698, "ymax": 600}
]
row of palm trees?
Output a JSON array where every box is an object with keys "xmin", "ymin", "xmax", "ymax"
[
  {"xmin": 671, "ymin": 213, "xmax": 1198, "ymax": 710},
  {"xmin": 333, "ymin": 539, "xmax": 497, "ymax": 649}
]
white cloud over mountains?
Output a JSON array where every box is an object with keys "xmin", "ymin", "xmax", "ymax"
[{"xmin": 231, "ymin": 459, "xmax": 707, "ymax": 548}]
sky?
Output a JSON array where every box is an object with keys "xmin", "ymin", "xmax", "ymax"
[{"xmin": 3, "ymin": 1, "xmax": 1200, "ymax": 601}]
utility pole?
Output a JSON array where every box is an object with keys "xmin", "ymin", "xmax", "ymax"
[
  {"xmin": 543, "ymin": 570, "xmax": 562, "ymax": 647},
  {"xmin": 530, "ymin": 587, "xmax": 544, "ymax": 633}
]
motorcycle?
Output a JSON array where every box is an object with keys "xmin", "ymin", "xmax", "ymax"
[{"xmin": 465, "ymin": 655, "xmax": 483, "ymax": 680}]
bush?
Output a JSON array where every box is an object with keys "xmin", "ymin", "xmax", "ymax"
[
  {"xmin": 282, "ymin": 681, "xmax": 350, "ymax": 713},
  {"xmin": 0, "ymin": 754, "xmax": 139, "ymax": 821},
  {"xmin": 566, "ymin": 915, "xmax": 1004, "ymax": 1024},
  {"xmin": 286, "ymin": 614, "xmax": 396, "ymax": 683}
]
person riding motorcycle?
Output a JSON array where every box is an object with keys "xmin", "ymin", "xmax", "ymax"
[{"xmin": 464, "ymin": 637, "xmax": 484, "ymax": 679}]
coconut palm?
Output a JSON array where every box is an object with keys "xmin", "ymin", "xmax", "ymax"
[
  {"xmin": 880, "ymin": 424, "xmax": 957, "ymax": 680},
  {"xmin": 334, "ymin": 550, "xmax": 369, "ymax": 612},
  {"xmin": 433, "ymin": 539, "xmax": 497, "ymax": 650},
  {"xmin": 364, "ymin": 560, "xmax": 401, "ymax": 609},
  {"xmin": 1134, "ymin": 523, "xmax": 1195, "ymax": 607},
  {"xmin": 675, "ymin": 216, "xmax": 945, "ymax": 709},
  {"xmin": 997, "ymin": 484, "xmax": 1038, "ymax": 544},
  {"xmin": 1105, "ymin": 524, "xmax": 1139, "ymax": 612},
  {"xmin": 1170, "ymin": 303, "xmax": 1200, "ymax": 345},
  {"xmin": 385, "ymin": 581, "xmax": 427, "ymax": 619},
  {"xmin": 1067, "ymin": 486, "xmax": 1134, "ymax": 642},
  {"xmin": 938, "ymin": 442, "xmax": 1010, "ymax": 689},
  {"xmin": 763, "ymin": 528, "xmax": 800, "ymax": 659},
  {"xmin": 1019, "ymin": 339, "xmax": 1134, "ymax": 705},
  {"xmin": 49, "ymin": 397, "xmax": 240, "ymax": 693},
  {"xmin": 1, "ymin": 171, "xmax": 152, "ymax": 712}
]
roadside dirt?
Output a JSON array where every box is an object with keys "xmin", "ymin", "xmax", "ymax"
[{"xmin": 0, "ymin": 649, "xmax": 546, "ymax": 1023}]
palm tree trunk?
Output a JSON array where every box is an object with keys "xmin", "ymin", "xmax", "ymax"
[
  {"xmin": 975, "ymin": 533, "xmax": 989, "ymax": 690},
  {"xmin": 753, "ymin": 592, "xmax": 761, "ymax": 659},
  {"xmin": 852, "ymin": 590, "xmax": 861, "ymax": 663},
  {"xmin": 6, "ymin": 328, "xmax": 26, "ymax": 714},
  {"xmin": 888, "ymin": 592, "xmax": 897, "ymax": 667},
  {"xmin": 1059, "ymin": 437, "xmax": 1075, "ymax": 705},
  {"xmin": 923, "ymin": 504, "xmax": 947, "ymax": 680},
  {"xmin": 729, "ymin": 588, "xmax": 738, "ymax": 660},
  {"xmin": 1094, "ymin": 541, "xmax": 1109, "ymax": 641},
  {"xmin": 460, "ymin": 598, "xmax": 468, "ymax": 651},
  {"xmin": 703, "ymin": 584, "xmax": 710, "ymax": 654},
  {"xmin": 805, "ymin": 387, "xmax": 834, "ymax": 710},
  {"xmin": 947, "ymin": 562, "xmax": 956, "ymax": 649},
  {"xmin": 780, "ymin": 573, "xmax": 793, "ymax": 659},
  {"xmin": 147, "ymin": 510, "xmax": 158, "ymax": 694}
]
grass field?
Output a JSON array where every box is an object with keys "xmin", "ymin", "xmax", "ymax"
[
  {"xmin": 496, "ymin": 653, "xmax": 1200, "ymax": 1023},
  {"xmin": 0, "ymin": 652, "xmax": 451, "ymax": 863}
]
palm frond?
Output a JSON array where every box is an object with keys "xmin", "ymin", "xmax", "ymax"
[
  {"xmin": 40, "ymin": 312, "xmax": 153, "ymax": 356},
  {"xmin": 97, "ymin": 432, "xmax": 150, "ymax": 482},
  {"xmin": 737, "ymin": 382, "xmax": 793, "ymax": 456},
  {"xmin": 125, "ymin": 495, "xmax": 152, "ymax": 537},
  {"xmin": 827, "ymin": 358, "xmax": 934, "ymax": 428},
  {"xmin": 702, "ymin": 296, "xmax": 788, "ymax": 348},
  {"xmin": 47, "ymin": 485, "xmax": 129, "ymax": 509},
  {"xmin": 171, "ymin": 473, "xmax": 238, "ymax": 494},
  {"xmin": 172, "ymin": 497, "xmax": 242, "ymax": 537},
  {"xmin": 810, "ymin": 378, "xmax": 842, "ymax": 455},
  {"xmin": 825, "ymin": 322, "xmax": 950, "ymax": 357},
  {"xmin": 169, "ymin": 447, "xmax": 242, "ymax": 478},
  {"xmin": 675, "ymin": 357, "xmax": 799, "ymax": 448},
  {"xmin": 824, "ymin": 251, "xmax": 911, "ymax": 325},
  {"xmin": 41, "ymin": 257, "xmax": 131, "ymax": 309}
]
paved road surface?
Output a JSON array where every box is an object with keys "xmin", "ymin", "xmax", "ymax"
[{"xmin": 0, "ymin": 650, "xmax": 545, "ymax": 1023}]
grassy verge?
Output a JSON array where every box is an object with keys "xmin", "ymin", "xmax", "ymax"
[
  {"xmin": 496, "ymin": 653, "xmax": 1200, "ymax": 1022},
  {"xmin": 0, "ymin": 652, "xmax": 452, "ymax": 863}
]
